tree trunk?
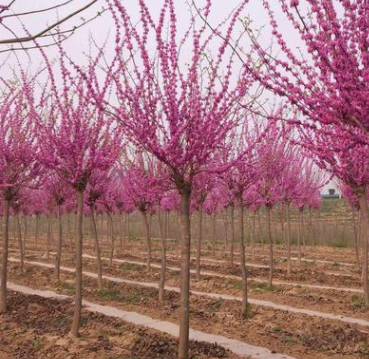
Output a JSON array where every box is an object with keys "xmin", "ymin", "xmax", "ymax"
[
  {"xmin": 229, "ymin": 204, "xmax": 235, "ymax": 269},
  {"xmin": 158, "ymin": 210, "xmax": 167, "ymax": 303},
  {"xmin": 251, "ymin": 211, "xmax": 256, "ymax": 260},
  {"xmin": 141, "ymin": 211, "xmax": 151, "ymax": 272},
  {"xmin": 286, "ymin": 203, "xmax": 292, "ymax": 276},
  {"xmin": 119, "ymin": 213, "xmax": 124, "ymax": 251},
  {"xmin": 70, "ymin": 190, "xmax": 84, "ymax": 337},
  {"xmin": 0, "ymin": 199, "xmax": 10, "ymax": 313},
  {"xmin": 238, "ymin": 202, "xmax": 248, "ymax": 319},
  {"xmin": 280, "ymin": 204, "xmax": 285, "ymax": 247},
  {"xmin": 297, "ymin": 210, "xmax": 302, "ymax": 265},
  {"xmin": 212, "ymin": 212, "xmax": 216, "ymax": 256},
  {"xmin": 359, "ymin": 193, "xmax": 369, "ymax": 306},
  {"xmin": 301, "ymin": 210, "xmax": 306, "ymax": 251},
  {"xmin": 223, "ymin": 208, "xmax": 229, "ymax": 252},
  {"xmin": 108, "ymin": 213, "xmax": 115, "ymax": 267},
  {"xmin": 178, "ymin": 186, "xmax": 191, "ymax": 359},
  {"xmin": 257, "ymin": 210, "xmax": 264, "ymax": 248},
  {"xmin": 67, "ymin": 212, "xmax": 73, "ymax": 250},
  {"xmin": 35, "ymin": 214, "xmax": 39, "ymax": 250},
  {"xmin": 266, "ymin": 206, "xmax": 273, "ymax": 287},
  {"xmin": 23, "ymin": 215, "xmax": 28, "ymax": 256},
  {"xmin": 46, "ymin": 214, "xmax": 51, "ymax": 260},
  {"xmin": 196, "ymin": 208, "xmax": 203, "ymax": 281},
  {"xmin": 90, "ymin": 207, "xmax": 103, "ymax": 289},
  {"xmin": 55, "ymin": 203, "xmax": 63, "ymax": 281},
  {"xmin": 16, "ymin": 213, "xmax": 24, "ymax": 272},
  {"xmin": 351, "ymin": 209, "xmax": 360, "ymax": 269}
]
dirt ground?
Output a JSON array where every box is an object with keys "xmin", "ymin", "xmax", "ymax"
[
  {"xmin": 0, "ymin": 291, "xmax": 239, "ymax": 359},
  {"xmin": 4, "ymin": 237, "xmax": 369, "ymax": 359}
]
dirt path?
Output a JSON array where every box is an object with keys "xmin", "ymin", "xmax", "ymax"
[
  {"xmin": 8, "ymin": 257, "xmax": 369, "ymax": 328},
  {"xmin": 8, "ymin": 282, "xmax": 295, "ymax": 359}
]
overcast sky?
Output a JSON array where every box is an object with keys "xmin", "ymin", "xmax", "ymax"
[
  {"xmin": 0, "ymin": 0, "xmax": 303, "ymax": 73},
  {"xmin": 0, "ymin": 0, "xmax": 337, "ymax": 193}
]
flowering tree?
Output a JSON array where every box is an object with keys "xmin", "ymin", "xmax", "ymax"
[
  {"xmin": 238, "ymin": 0, "xmax": 369, "ymax": 300},
  {"xmin": 120, "ymin": 155, "xmax": 167, "ymax": 272},
  {"xmin": 0, "ymin": 81, "xmax": 40, "ymax": 313},
  {"xmin": 43, "ymin": 173, "xmax": 71, "ymax": 280},
  {"xmin": 38, "ymin": 56, "xmax": 122, "ymax": 335},
  {"xmin": 253, "ymin": 125, "xmax": 291, "ymax": 287},
  {"xmin": 301, "ymin": 124, "xmax": 369, "ymax": 303},
  {"xmin": 191, "ymin": 172, "xmax": 216, "ymax": 280},
  {"xmin": 87, "ymin": 1, "xmax": 254, "ymax": 356},
  {"xmin": 86, "ymin": 169, "xmax": 117, "ymax": 289}
]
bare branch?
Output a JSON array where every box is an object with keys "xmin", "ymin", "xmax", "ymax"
[{"xmin": 0, "ymin": 0, "xmax": 99, "ymax": 45}]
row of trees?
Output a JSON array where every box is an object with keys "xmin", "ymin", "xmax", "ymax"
[{"xmin": 1, "ymin": 1, "xmax": 369, "ymax": 358}]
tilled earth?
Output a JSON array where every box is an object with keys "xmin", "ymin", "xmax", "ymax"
[
  {"xmin": 5, "ymin": 261, "xmax": 369, "ymax": 359},
  {"xmin": 0, "ymin": 292, "xmax": 238, "ymax": 359}
]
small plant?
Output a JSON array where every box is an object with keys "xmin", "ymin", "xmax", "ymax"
[
  {"xmin": 33, "ymin": 337, "xmax": 45, "ymax": 350},
  {"xmin": 242, "ymin": 302, "xmax": 254, "ymax": 319},
  {"xmin": 125, "ymin": 294, "xmax": 147, "ymax": 304},
  {"xmin": 253, "ymin": 282, "xmax": 284, "ymax": 293},
  {"xmin": 352, "ymin": 295, "xmax": 365, "ymax": 309},
  {"xmin": 233, "ymin": 282, "xmax": 242, "ymax": 290},
  {"xmin": 97, "ymin": 287, "xmax": 120, "ymax": 301},
  {"xmin": 282, "ymin": 335, "xmax": 296, "ymax": 344},
  {"xmin": 120, "ymin": 263, "xmax": 143, "ymax": 272},
  {"xmin": 129, "ymin": 234, "xmax": 138, "ymax": 242},
  {"xmin": 333, "ymin": 261, "xmax": 340, "ymax": 268},
  {"xmin": 62, "ymin": 282, "xmax": 76, "ymax": 295},
  {"xmin": 333, "ymin": 241, "xmax": 348, "ymax": 248},
  {"xmin": 272, "ymin": 326, "xmax": 282, "ymax": 333},
  {"xmin": 209, "ymin": 300, "xmax": 223, "ymax": 312}
]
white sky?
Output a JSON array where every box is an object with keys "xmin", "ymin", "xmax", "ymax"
[
  {"xmin": 0, "ymin": 0, "xmax": 302, "ymax": 77},
  {"xmin": 0, "ymin": 1, "xmax": 333, "ymax": 190}
]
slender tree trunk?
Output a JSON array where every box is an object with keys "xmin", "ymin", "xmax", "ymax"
[
  {"xmin": 23, "ymin": 215, "xmax": 27, "ymax": 256},
  {"xmin": 35, "ymin": 214, "xmax": 39, "ymax": 250},
  {"xmin": 126, "ymin": 213, "xmax": 131, "ymax": 240},
  {"xmin": 308, "ymin": 208, "xmax": 315, "ymax": 246},
  {"xmin": 158, "ymin": 210, "xmax": 167, "ymax": 303},
  {"xmin": 90, "ymin": 207, "xmax": 103, "ymax": 289},
  {"xmin": 108, "ymin": 213, "xmax": 115, "ymax": 267},
  {"xmin": 70, "ymin": 190, "xmax": 84, "ymax": 337},
  {"xmin": 251, "ymin": 211, "xmax": 256, "ymax": 260},
  {"xmin": 119, "ymin": 213, "xmax": 124, "ymax": 251},
  {"xmin": 229, "ymin": 204, "xmax": 235, "ymax": 269},
  {"xmin": 46, "ymin": 214, "xmax": 51, "ymax": 260},
  {"xmin": 223, "ymin": 208, "xmax": 229, "ymax": 252},
  {"xmin": 258, "ymin": 210, "xmax": 264, "ymax": 248},
  {"xmin": 286, "ymin": 203, "xmax": 292, "ymax": 276},
  {"xmin": 0, "ymin": 199, "xmax": 10, "ymax": 313},
  {"xmin": 238, "ymin": 201, "xmax": 248, "ymax": 318},
  {"xmin": 280, "ymin": 204, "xmax": 285, "ymax": 248},
  {"xmin": 196, "ymin": 208, "xmax": 203, "ymax": 281},
  {"xmin": 351, "ymin": 209, "xmax": 360, "ymax": 269},
  {"xmin": 55, "ymin": 203, "xmax": 63, "ymax": 281},
  {"xmin": 316, "ymin": 209, "xmax": 324, "ymax": 245},
  {"xmin": 16, "ymin": 213, "xmax": 24, "ymax": 272},
  {"xmin": 178, "ymin": 186, "xmax": 191, "ymax": 359},
  {"xmin": 297, "ymin": 210, "xmax": 302, "ymax": 266},
  {"xmin": 212, "ymin": 212, "xmax": 216, "ymax": 256},
  {"xmin": 359, "ymin": 193, "xmax": 369, "ymax": 306},
  {"xmin": 266, "ymin": 206, "xmax": 273, "ymax": 287},
  {"xmin": 141, "ymin": 211, "xmax": 151, "ymax": 271},
  {"xmin": 301, "ymin": 210, "xmax": 306, "ymax": 252},
  {"xmin": 67, "ymin": 212, "xmax": 73, "ymax": 250}
]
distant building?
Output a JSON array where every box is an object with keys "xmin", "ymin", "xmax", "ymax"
[{"xmin": 320, "ymin": 188, "xmax": 341, "ymax": 199}]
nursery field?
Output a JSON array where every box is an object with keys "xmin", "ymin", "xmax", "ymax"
[
  {"xmin": 1, "ymin": 200, "xmax": 368, "ymax": 359},
  {"xmin": 2, "ymin": 1, "xmax": 369, "ymax": 359}
]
